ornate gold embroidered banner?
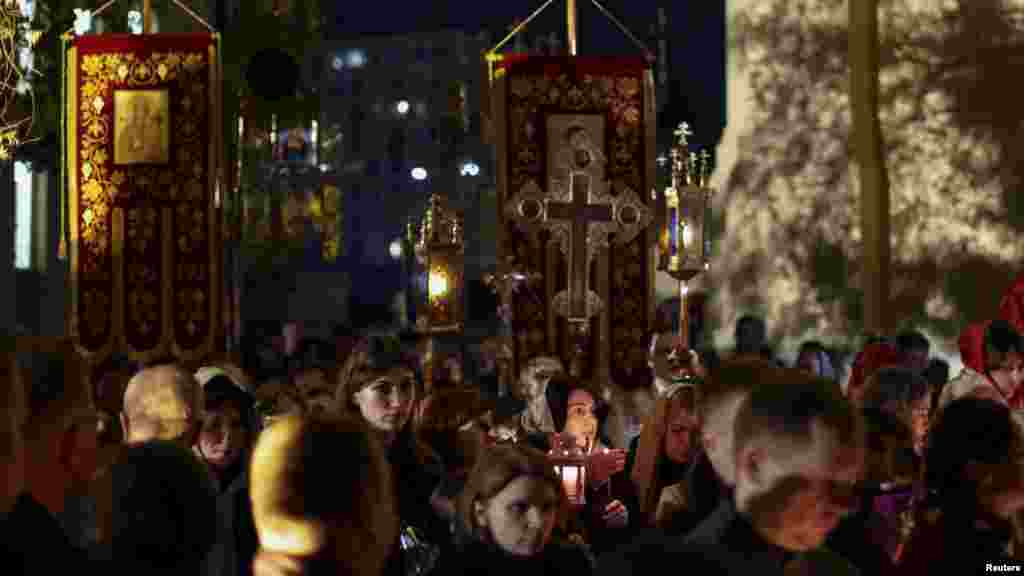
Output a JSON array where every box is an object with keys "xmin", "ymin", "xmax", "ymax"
[
  {"xmin": 66, "ymin": 33, "xmax": 222, "ymax": 364},
  {"xmin": 492, "ymin": 55, "xmax": 657, "ymax": 387}
]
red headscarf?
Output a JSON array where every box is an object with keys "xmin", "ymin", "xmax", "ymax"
[
  {"xmin": 999, "ymin": 272, "xmax": 1024, "ymax": 334},
  {"xmin": 958, "ymin": 322, "xmax": 989, "ymax": 376},
  {"xmin": 847, "ymin": 342, "xmax": 904, "ymax": 400},
  {"xmin": 997, "ymin": 275, "xmax": 1024, "ymax": 407},
  {"xmin": 958, "ymin": 320, "xmax": 1024, "ymax": 408}
]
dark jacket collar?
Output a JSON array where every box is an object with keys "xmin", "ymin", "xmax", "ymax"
[
  {"xmin": 943, "ymin": 511, "xmax": 1013, "ymax": 560},
  {"xmin": 454, "ymin": 537, "xmax": 591, "ymax": 575},
  {"xmin": 685, "ymin": 450, "xmax": 728, "ymax": 525},
  {"xmin": 685, "ymin": 498, "xmax": 795, "ymax": 572}
]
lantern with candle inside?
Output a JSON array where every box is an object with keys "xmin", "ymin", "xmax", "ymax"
[
  {"xmin": 548, "ymin": 434, "xmax": 587, "ymax": 507},
  {"xmin": 416, "ymin": 193, "xmax": 464, "ymax": 333},
  {"xmin": 657, "ymin": 123, "xmax": 714, "ymax": 283}
]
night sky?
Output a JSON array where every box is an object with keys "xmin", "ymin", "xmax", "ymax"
[{"xmin": 324, "ymin": 0, "xmax": 725, "ymax": 146}]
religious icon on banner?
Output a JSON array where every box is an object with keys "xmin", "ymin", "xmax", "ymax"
[
  {"xmin": 113, "ymin": 89, "xmax": 170, "ymax": 165},
  {"xmin": 273, "ymin": 127, "xmax": 311, "ymax": 164}
]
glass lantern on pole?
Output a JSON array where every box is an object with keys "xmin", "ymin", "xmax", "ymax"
[
  {"xmin": 548, "ymin": 434, "xmax": 587, "ymax": 507},
  {"xmin": 657, "ymin": 123, "xmax": 714, "ymax": 349},
  {"xmin": 415, "ymin": 193, "xmax": 464, "ymax": 334}
]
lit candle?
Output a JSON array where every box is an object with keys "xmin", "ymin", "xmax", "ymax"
[{"xmin": 562, "ymin": 466, "xmax": 579, "ymax": 500}]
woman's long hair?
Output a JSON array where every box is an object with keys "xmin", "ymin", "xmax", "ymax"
[
  {"xmin": 334, "ymin": 332, "xmax": 424, "ymax": 415},
  {"xmin": 333, "ymin": 331, "xmax": 437, "ymax": 470},
  {"xmin": 630, "ymin": 386, "xmax": 698, "ymax": 526}
]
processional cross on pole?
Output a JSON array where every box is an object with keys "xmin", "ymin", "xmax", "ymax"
[
  {"xmin": 505, "ymin": 121, "xmax": 652, "ymax": 377},
  {"xmin": 493, "ymin": 0, "xmax": 655, "ymax": 377}
]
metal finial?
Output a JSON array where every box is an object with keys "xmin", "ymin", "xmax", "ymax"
[
  {"xmin": 674, "ymin": 122, "xmax": 693, "ymax": 148},
  {"xmin": 699, "ymin": 150, "xmax": 712, "ymax": 187}
]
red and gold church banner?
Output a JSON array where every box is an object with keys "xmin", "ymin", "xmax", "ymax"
[
  {"xmin": 493, "ymin": 55, "xmax": 657, "ymax": 386},
  {"xmin": 66, "ymin": 34, "xmax": 222, "ymax": 364}
]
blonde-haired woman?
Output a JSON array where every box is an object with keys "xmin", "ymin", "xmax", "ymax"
[{"xmin": 629, "ymin": 384, "xmax": 698, "ymax": 531}]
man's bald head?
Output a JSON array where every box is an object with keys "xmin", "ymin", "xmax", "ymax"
[{"xmin": 121, "ymin": 365, "xmax": 202, "ymax": 445}]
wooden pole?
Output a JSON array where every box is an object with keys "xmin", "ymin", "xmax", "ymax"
[
  {"xmin": 678, "ymin": 281, "xmax": 689, "ymax": 350},
  {"xmin": 850, "ymin": 0, "xmax": 890, "ymax": 336},
  {"xmin": 143, "ymin": 0, "xmax": 153, "ymax": 34},
  {"xmin": 567, "ymin": 0, "xmax": 578, "ymax": 56}
]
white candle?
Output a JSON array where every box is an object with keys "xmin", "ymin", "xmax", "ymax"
[{"xmin": 562, "ymin": 466, "xmax": 579, "ymax": 500}]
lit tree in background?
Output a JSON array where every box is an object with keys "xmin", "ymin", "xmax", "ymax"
[
  {"xmin": 711, "ymin": 0, "xmax": 1024, "ymax": 355},
  {"xmin": 0, "ymin": 0, "xmax": 39, "ymax": 158}
]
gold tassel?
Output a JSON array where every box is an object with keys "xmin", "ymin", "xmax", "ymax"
[{"xmin": 58, "ymin": 237, "xmax": 67, "ymax": 261}]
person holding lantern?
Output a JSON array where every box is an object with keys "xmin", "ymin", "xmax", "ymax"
[{"xmin": 541, "ymin": 376, "xmax": 634, "ymax": 556}]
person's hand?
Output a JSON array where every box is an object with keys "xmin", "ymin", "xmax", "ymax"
[
  {"xmin": 253, "ymin": 550, "xmax": 306, "ymax": 576},
  {"xmin": 685, "ymin": 349, "xmax": 706, "ymax": 379},
  {"xmin": 601, "ymin": 500, "xmax": 629, "ymax": 529},
  {"xmin": 587, "ymin": 448, "xmax": 627, "ymax": 486}
]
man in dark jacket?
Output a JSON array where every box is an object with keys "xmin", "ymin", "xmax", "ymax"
[
  {"xmin": 600, "ymin": 363, "xmax": 864, "ymax": 576},
  {"xmin": 683, "ymin": 366, "xmax": 864, "ymax": 574}
]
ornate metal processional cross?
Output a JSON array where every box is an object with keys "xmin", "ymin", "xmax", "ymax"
[
  {"xmin": 505, "ymin": 116, "xmax": 652, "ymax": 329},
  {"xmin": 546, "ymin": 170, "xmax": 612, "ymax": 320}
]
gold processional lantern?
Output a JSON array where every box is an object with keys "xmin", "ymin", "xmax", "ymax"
[
  {"xmin": 415, "ymin": 194, "xmax": 464, "ymax": 333},
  {"xmin": 657, "ymin": 123, "xmax": 715, "ymax": 348},
  {"xmin": 548, "ymin": 434, "xmax": 587, "ymax": 507}
]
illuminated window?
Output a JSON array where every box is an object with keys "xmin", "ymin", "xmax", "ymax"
[
  {"xmin": 12, "ymin": 162, "xmax": 47, "ymax": 271},
  {"xmin": 14, "ymin": 162, "xmax": 32, "ymax": 270}
]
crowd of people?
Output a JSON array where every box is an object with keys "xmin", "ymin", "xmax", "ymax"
[{"xmin": 4, "ymin": 301, "xmax": 1024, "ymax": 575}]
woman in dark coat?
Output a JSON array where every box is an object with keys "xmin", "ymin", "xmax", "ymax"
[{"xmin": 335, "ymin": 331, "xmax": 447, "ymax": 575}]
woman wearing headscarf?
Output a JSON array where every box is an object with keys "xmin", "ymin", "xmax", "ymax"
[
  {"xmin": 193, "ymin": 364, "xmax": 261, "ymax": 576},
  {"xmin": 937, "ymin": 319, "xmax": 1024, "ymax": 413}
]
